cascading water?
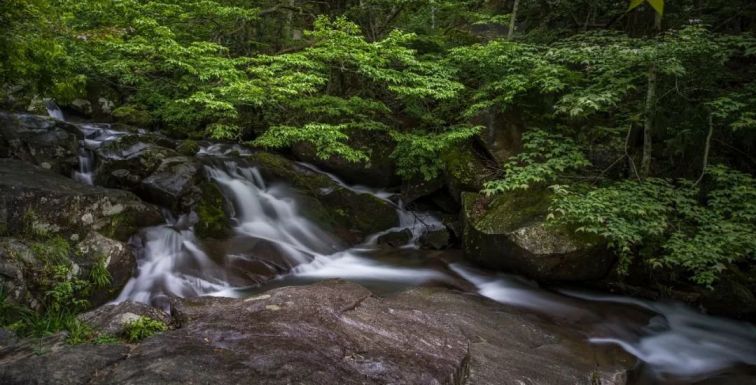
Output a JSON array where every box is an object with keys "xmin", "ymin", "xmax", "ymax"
[
  {"xmin": 45, "ymin": 100, "xmax": 65, "ymax": 121},
  {"xmin": 44, "ymin": 101, "xmax": 124, "ymax": 185},
  {"xmin": 72, "ymin": 123, "xmax": 126, "ymax": 185},
  {"xmin": 296, "ymin": 162, "xmax": 446, "ymax": 249},
  {"xmin": 450, "ymin": 264, "xmax": 756, "ymax": 382},
  {"xmin": 117, "ymin": 159, "xmax": 448, "ymax": 307}
]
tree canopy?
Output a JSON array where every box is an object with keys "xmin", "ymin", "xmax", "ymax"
[{"xmin": 2, "ymin": 0, "xmax": 755, "ymax": 288}]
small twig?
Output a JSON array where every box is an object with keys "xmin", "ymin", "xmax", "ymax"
[
  {"xmin": 625, "ymin": 125, "xmax": 642, "ymax": 181},
  {"xmin": 694, "ymin": 113, "xmax": 714, "ymax": 187}
]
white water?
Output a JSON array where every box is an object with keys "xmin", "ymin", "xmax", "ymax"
[
  {"xmin": 563, "ymin": 290, "xmax": 756, "ymax": 378},
  {"xmin": 45, "ymin": 100, "xmax": 65, "ymax": 121},
  {"xmin": 450, "ymin": 264, "xmax": 756, "ymax": 380},
  {"xmin": 45, "ymin": 102, "xmax": 124, "ymax": 185},
  {"xmin": 72, "ymin": 124, "xmax": 126, "ymax": 185},
  {"xmin": 297, "ymin": 162, "xmax": 446, "ymax": 249},
  {"xmin": 118, "ymin": 160, "xmax": 448, "ymax": 307}
]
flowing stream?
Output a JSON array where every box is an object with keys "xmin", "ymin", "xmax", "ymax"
[{"xmin": 49, "ymin": 106, "xmax": 756, "ymax": 384}]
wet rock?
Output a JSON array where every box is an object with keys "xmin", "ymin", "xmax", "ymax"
[
  {"xmin": 400, "ymin": 175, "xmax": 444, "ymax": 204},
  {"xmin": 0, "ymin": 159, "xmax": 162, "ymax": 307},
  {"xmin": 176, "ymin": 139, "xmax": 200, "ymax": 156},
  {"xmin": 0, "ymin": 280, "xmax": 632, "ymax": 385},
  {"xmin": 419, "ymin": 227, "xmax": 450, "ymax": 250},
  {"xmin": 141, "ymin": 156, "xmax": 203, "ymax": 211},
  {"xmin": 78, "ymin": 301, "xmax": 171, "ymax": 336},
  {"xmin": 94, "ymin": 135, "xmax": 210, "ymax": 213},
  {"xmin": 698, "ymin": 267, "xmax": 756, "ymax": 320},
  {"xmin": 462, "ymin": 189, "xmax": 613, "ymax": 282},
  {"xmin": 440, "ymin": 140, "xmax": 491, "ymax": 203},
  {"xmin": 292, "ymin": 129, "xmax": 400, "ymax": 188},
  {"xmin": 94, "ymin": 134, "xmax": 178, "ymax": 192},
  {"xmin": 473, "ymin": 109, "xmax": 523, "ymax": 166},
  {"xmin": 0, "ymin": 112, "xmax": 81, "ymax": 176},
  {"xmin": 377, "ymin": 229, "xmax": 413, "ymax": 247},
  {"xmin": 193, "ymin": 181, "xmax": 232, "ymax": 239},
  {"xmin": 244, "ymin": 152, "xmax": 399, "ymax": 242},
  {"xmin": 0, "ymin": 159, "xmax": 162, "ymax": 242},
  {"xmin": 75, "ymin": 232, "xmax": 136, "ymax": 305}
]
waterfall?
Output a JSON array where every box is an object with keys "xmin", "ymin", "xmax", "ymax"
[
  {"xmin": 73, "ymin": 123, "xmax": 125, "ymax": 185},
  {"xmin": 117, "ymin": 160, "xmax": 447, "ymax": 307},
  {"xmin": 45, "ymin": 100, "xmax": 64, "ymax": 121}
]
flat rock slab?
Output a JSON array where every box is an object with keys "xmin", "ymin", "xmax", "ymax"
[{"xmin": 0, "ymin": 280, "xmax": 632, "ymax": 385}]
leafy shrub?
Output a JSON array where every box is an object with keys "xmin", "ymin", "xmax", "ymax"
[
  {"xmin": 123, "ymin": 316, "xmax": 168, "ymax": 342},
  {"xmin": 483, "ymin": 130, "xmax": 590, "ymax": 194}
]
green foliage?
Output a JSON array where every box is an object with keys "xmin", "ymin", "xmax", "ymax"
[
  {"xmin": 89, "ymin": 258, "xmax": 112, "ymax": 289},
  {"xmin": 483, "ymin": 130, "xmax": 591, "ymax": 194},
  {"xmin": 0, "ymin": 229, "xmax": 112, "ymax": 344},
  {"xmin": 123, "ymin": 316, "xmax": 167, "ymax": 343},
  {"xmin": 391, "ymin": 125, "xmax": 481, "ymax": 181},
  {"xmin": 2, "ymin": 0, "xmax": 755, "ymax": 292},
  {"xmin": 551, "ymin": 26, "xmax": 725, "ymax": 118},
  {"xmin": 549, "ymin": 166, "xmax": 756, "ymax": 285},
  {"xmin": 450, "ymin": 41, "xmax": 571, "ymax": 116}
]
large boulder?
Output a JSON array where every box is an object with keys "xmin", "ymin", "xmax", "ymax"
[
  {"xmin": 440, "ymin": 141, "xmax": 492, "ymax": 203},
  {"xmin": 0, "ymin": 280, "xmax": 632, "ymax": 385},
  {"xmin": 292, "ymin": 129, "xmax": 400, "ymax": 188},
  {"xmin": 94, "ymin": 134, "xmax": 210, "ymax": 213},
  {"xmin": 0, "ymin": 159, "xmax": 162, "ymax": 307},
  {"xmin": 462, "ymin": 189, "xmax": 613, "ymax": 282},
  {"xmin": 0, "ymin": 112, "xmax": 81, "ymax": 176},
  {"xmin": 0, "ymin": 159, "xmax": 162, "ymax": 242},
  {"xmin": 93, "ymin": 134, "xmax": 178, "ymax": 193},
  {"xmin": 141, "ymin": 156, "xmax": 203, "ymax": 212},
  {"xmin": 243, "ymin": 152, "xmax": 399, "ymax": 242}
]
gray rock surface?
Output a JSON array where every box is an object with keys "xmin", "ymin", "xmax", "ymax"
[
  {"xmin": 0, "ymin": 112, "xmax": 81, "ymax": 176},
  {"xmin": 0, "ymin": 280, "xmax": 633, "ymax": 385},
  {"xmin": 462, "ymin": 190, "xmax": 613, "ymax": 282}
]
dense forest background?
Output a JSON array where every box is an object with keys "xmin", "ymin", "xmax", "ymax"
[{"xmin": 1, "ymin": 0, "xmax": 754, "ymax": 295}]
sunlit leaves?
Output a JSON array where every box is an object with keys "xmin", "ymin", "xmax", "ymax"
[{"xmin": 483, "ymin": 130, "xmax": 590, "ymax": 194}]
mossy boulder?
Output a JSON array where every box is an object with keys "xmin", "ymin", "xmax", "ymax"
[
  {"xmin": 461, "ymin": 189, "xmax": 613, "ymax": 282},
  {"xmin": 243, "ymin": 152, "xmax": 399, "ymax": 243},
  {"xmin": 194, "ymin": 182, "xmax": 232, "ymax": 239},
  {"xmin": 0, "ymin": 159, "xmax": 162, "ymax": 242},
  {"xmin": 112, "ymin": 105, "xmax": 153, "ymax": 127},
  {"xmin": 291, "ymin": 129, "xmax": 400, "ymax": 188},
  {"xmin": 0, "ymin": 159, "xmax": 163, "ymax": 308},
  {"xmin": 0, "ymin": 112, "xmax": 81, "ymax": 176},
  {"xmin": 441, "ymin": 140, "xmax": 491, "ymax": 203},
  {"xmin": 177, "ymin": 140, "xmax": 200, "ymax": 156}
]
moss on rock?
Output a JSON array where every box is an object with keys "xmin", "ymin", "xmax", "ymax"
[
  {"xmin": 177, "ymin": 140, "xmax": 200, "ymax": 156},
  {"xmin": 244, "ymin": 152, "xmax": 398, "ymax": 243},
  {"xmin": 441, "ymin": 141, "xmax": 490, "ymax": 202},
  {"xmin": 462, "ymin": 189, "xmax": 611, "ymax": 282},
  {"xmin": 194, "ymin": 182, "xmax": 231, "ymax": 239}
]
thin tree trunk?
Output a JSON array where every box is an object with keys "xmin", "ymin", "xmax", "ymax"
[
  {"xmin": 640, "ymin": 13, "xmax": 662, "ymax": 178},
  {"xmin": 507, "ymin": 0, "xmax": 520, "ymax": 40},
  {"xmin": 640, "ymin": 63, "xmax": 656, "ymax": 177}
]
